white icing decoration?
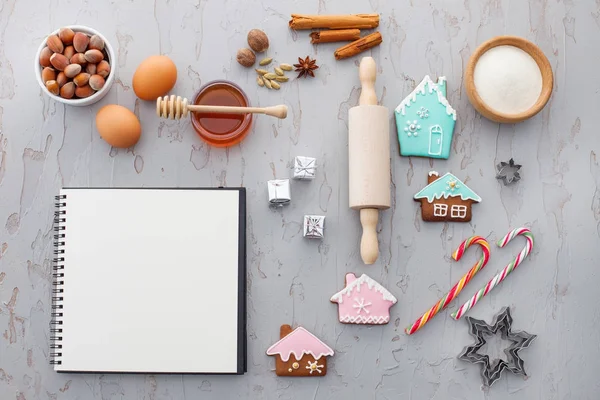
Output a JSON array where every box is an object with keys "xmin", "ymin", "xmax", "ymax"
[
  {"xmin": 330, "ymin": 274, "xmax": 398, "ymax": 304},
  {"xmin": 417, "ymin": 107, "xmax": 429, "ymax": 118},
  {"xmin": 394, "ymin": 76, "xmax": 457, "ymax": 121},
  {"xmin": 352, "ymin": 298, "xmax": 372, "ymax": 314},
  {"xmin": 339, "ymin": 315, "xmax": 390, "ymax": 324},
  {"xmin": 428, "ymin": 171, "xmax": 439, "ymax": 177},
  {"xmin": 414, "ymin": 172, "xmax": 482, "ymax": 203},
  {"xmin": 306, "ymin": 360, "xmax": 323, "ymax": 374}
]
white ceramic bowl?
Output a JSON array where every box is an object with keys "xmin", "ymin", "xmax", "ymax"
[{"xmin": 34, "ymin": 25, "xmax": 116, "ymax": 106}]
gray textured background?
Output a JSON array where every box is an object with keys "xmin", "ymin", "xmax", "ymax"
[{"xmin": 1, "ymin": 0, "xmax": 598, "ymax": 399}]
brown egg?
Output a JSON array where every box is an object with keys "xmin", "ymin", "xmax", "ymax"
[
  {"xmin": 132, "ymin": 55, "xmax": 177, "ymax": 101},
  {"xmin": 96, "ymin": 105, "xmax": 141, "ymax": 148}
]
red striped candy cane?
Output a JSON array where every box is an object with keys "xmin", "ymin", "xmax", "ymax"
[
  {"xmin": 405, "ymin": 236, "xmax": 491, "ymax": 335},
  {"xmin": 451, "ymin": 227, "xmax": 534, "ymax": 320}
]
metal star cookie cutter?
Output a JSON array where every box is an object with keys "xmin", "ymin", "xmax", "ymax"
[
  {"xmin": 458, "ymin": 307, "xmax": 536, "ymax": 387},
  {"xmin": 496, "ymin": 158, "xmax": 522, "ymax": 185}
]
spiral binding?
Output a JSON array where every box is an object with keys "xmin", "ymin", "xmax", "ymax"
[{"xmin": 50, "ymin": 194, "xmax": 66, "ymax": 366}]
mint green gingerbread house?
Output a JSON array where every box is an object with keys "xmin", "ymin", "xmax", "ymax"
[{"xmin": 395, "ymin": 76, "xmax": 457, "ymax": 159}]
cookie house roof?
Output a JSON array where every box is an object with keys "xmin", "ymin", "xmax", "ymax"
[
  {"xmin": 394, "ymin": 75, "xmax": 457, "ymax": 121},
  {"xmin": 414, "ymin": 172, "xmax": 481, "ymax": 203},
  {"xmin": 266, "ymin": 327, "xmax": 334, "ymax": 362},
  {"xmin": 330, "ymin": 273, "xmax": 397, "ymax": 304}
]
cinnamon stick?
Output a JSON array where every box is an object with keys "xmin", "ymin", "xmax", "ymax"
[
  {"xmin": 310, "ymin": 29, "xmax": 361, "ymax": 44},
  {"xmin": 334, "ymin": 32, "xmax": 383, "ymax": 60},
  {"xmin": 289, "ymin": 14, "xmax": 379, "ymax": 30}
]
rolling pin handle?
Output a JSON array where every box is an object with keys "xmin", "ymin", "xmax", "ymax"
[
  {"xmin": 360, "ymin": 208, "xmax": 379, "ymax": 265},
  {"xmin": 358, "ymin": 57, "xmax": 378, "ymax": 106}
]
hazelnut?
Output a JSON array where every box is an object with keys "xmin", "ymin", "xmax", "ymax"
[
  {"xmin": 39, "ymin": 47, "xmax": 52, "ymax": 67},
  {"xmin": 75, "ymin": 84, "xmax": 94, "ymax": 98},
  {"xmin": 56, "ymin": 72, "xmax": 67, "ymax": 88},
  {"xmin": 73, "ymin": 72, "xmax": 90, "ymax": 87},
  {"xmin": 86, "ymin": 63, "xmax": 97, "ymax": 75},
  {"xmin": 89, "ymin": 74, "xmax": 105, "ymax": 91},
  {"xmin": 64, "ymin": 63, "xmax": 82, "ymax": 79},
  {"xmin": 41, "ymin": 67, "xmax": 56, "ymax": 84},
  {"xmin": 50, "ymin": 53, "xmax": 69, "ymax": 71},
  {"xmin": 247, "ymin": 29, "xmax": 269, "ymax": 53},
  {"xmin": 96, "ymin": 60, "xmax": 111, "ymax": 78},
  {"xmin": 88, "ymin": 35, "xmax": 104, "ymax": 51},
  {"xmin": 63, "ymin": 45, "xmax": 75, "ymax": 61},
  {"xmin": 236, "ymin": 48, "xmax": 256, "ymax": 67},
  {"xmin": 45, "ymin": 80, "xmax": 59, "ymax": 95},
  {"xmin": 70, "ymin": 53, "xmax": 87, "ymax": 65},
  {"xmin": 84, "ymin": 49, "xmax": 103, "ymax": 63},
  {"xmin": 73, "ymin": 32, "xmax": 89, "ymax": 53},
  {"xmin": 60, "ymin": 82, "xmax": 75, "ymax": 99},
  {"xmin": 58, "ymin": 28, "xmax": 75, "ymax": 45},
  {"xmin": 46, "ymin": 35, "xmax": 64, "ymax": 54}
]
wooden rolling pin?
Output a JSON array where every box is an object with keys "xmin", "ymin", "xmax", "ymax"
[{"xmin": 348, "ymin": 57, "xmax": 391, "ymax": 264}]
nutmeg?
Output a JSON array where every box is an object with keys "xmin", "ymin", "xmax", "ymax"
[
  {"xmin": 45, "ymin": 80, "xmax": 59, "ymax": 95},
  {"xmin": 247, "ymin": 29, "xmax": 269, "ymax": 53},
  {"xmin": 84, "ymin": 49, "xmax": 103, "ymax": 64},
  {"xmin": 64, "ymin": 63, "xmax": 82, "ymax": 79},
  {"xmin": 60, "ymin": 82, "xmax": 75, "ymax": 99},
  {"xmin": 39, "ymin": 47, "xmax": 52, "ymax": 67},
  {"xmin": 50, "ymin": 53, "xmax": 69, "ymax": 71},
  {"xmin": 73, "ymin": 72, "xmax": 90, "ymax": 87},
  {"xmin": 56, "ymin": 72, "xmax": 67, "ymax": 88},
  {"xmin": 41, "ymin": 67, "xmax": 56, "ymax": 84},
  {"xmin": 73, "ymin": 32, "xmax": 89, "ymax": 53},
  {"xmin": 63, "ymin": 45, "xmax": 75, "ymax": 61},
  {"xmin": 70, "ymin": 53, "xmax": 87, "ymax": 65},
  {"xmin": 96, "ymin": 60, "xmax": 111, "ymax": 78},
  {"xmin": 89, "ymin": 74, "xmax": 105, "ymax": 91},
  {"xmin": 236, "ymin": 48, "xmax": 256, "ymax": 67},
  {"xmin": 75, "ymin": 84, "xmax": 94, "ymax": 98},
  {"xmin": 58, "ymin": 27, "xmax": 75, "ymax": 45},
  {"xmin": 46, "ymin": 35, "xmax": 64, "ymax": 54},
  {"xmin": 88, "ymin": 35, "xmax": 104, "ymax": 51}
]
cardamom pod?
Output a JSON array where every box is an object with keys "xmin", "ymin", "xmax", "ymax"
[
  {"xmin": 280, "ymin": 63, "xmax": 293, "ymax": 71},
  {"xmin": 259, "ymin": 57, "xmax": 273, "ymax": 66},
  {"xmin": 263, "ymin": 78, "xmax": 273, "ymax": 89},
  {"xmin": 257, "ymin": 76, "xmax": 265, "ymax": 87},
  {"xmin": 255, "ymin": 68, "xmax": 269, "ymax": 75},
  {"xmin": 263, "ymin": 72, "xmax": 277, "ymax": 80},
  {"xmin": 275, "ymin": 76, "xmax": 289, "ymax": 82},
  {"xmin": 274, "ymin": 67, "xmax": 284, "ymax": 76},
  {"xmin": 270, "ymin": 81, "xmax": 281, "ymax": 90}
]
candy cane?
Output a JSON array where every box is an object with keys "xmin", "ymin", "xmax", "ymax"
[
  {"xmin": 451, "ymin": 227, "xmax": 534, "ymax": 320},
  {"xmin": 405, "ymin": 236, "xmax": 490, "ymax": 335}
]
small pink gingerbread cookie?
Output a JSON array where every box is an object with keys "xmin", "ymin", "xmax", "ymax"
[{"xmin": 330, "ymin": 273, "xmax": 397, "ymax": 325}]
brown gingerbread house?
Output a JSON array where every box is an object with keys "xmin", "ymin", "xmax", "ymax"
[{"xmin": 414, "ymin": 171, "xmax": 481, "ymax": 222}]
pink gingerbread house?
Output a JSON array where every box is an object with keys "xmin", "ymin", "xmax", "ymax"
[{"xmin": 330, "ymin": 273, "xmax": 397, "ymax": 325}]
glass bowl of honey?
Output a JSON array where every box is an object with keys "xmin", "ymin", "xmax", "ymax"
[{"xmin": 190, "ymin": 80, "xmax": 253, "ymax": 147}]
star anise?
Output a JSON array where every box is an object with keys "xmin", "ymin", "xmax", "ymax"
[{"xmin": 294, "ymin": 56, "xmax": 319, "ymax": 78}]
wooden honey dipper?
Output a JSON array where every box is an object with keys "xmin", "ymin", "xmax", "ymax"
[{"xmin": 156, "ymin": 95, "xmax": 288, "ymax": 120}]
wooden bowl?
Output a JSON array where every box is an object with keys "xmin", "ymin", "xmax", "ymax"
[{"xmin": 465, "ymin": 36, "xmax": 553, "ymax": 123}]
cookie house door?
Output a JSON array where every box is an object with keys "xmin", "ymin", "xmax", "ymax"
[{"xmin": 428, "ymin": 125, "xmax": 443, "ymax": 156}]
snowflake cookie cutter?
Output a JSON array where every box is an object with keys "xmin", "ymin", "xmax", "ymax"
[
  {"xmin": 458, "ymin": 307, "xmax": 536, "ymax": 387},
  {"xmin": 496, "ymin": 158, "xmax": 521, "ymax": 185}
]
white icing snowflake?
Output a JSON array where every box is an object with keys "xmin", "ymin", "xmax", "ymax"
[
  {"xmin": 404, "ymin": 120, "xmax": 421, "ymax": 137},
  {"xmin": 446, "ymin": 179, "xmax": 460, "ymax": 192},
  {"xmin": 306, "ymin": 360, "xmax": 324, "ymax": 374},
  {"xmin": 352, "ymin": 297, "xmax": 372, "ymax": 314},
  {"xmin": 417, "ymin": 107, "xmax": 429, "ymax": 119}
]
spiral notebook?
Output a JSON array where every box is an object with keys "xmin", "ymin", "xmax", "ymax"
[{"xmin": 52, "ymin": 187, "xmax": 246, "ymax": 374}]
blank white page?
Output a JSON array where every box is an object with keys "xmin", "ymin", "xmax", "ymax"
[{"xmin": 56, "ymin": 188, "xmax": 243, "ymax": 373}]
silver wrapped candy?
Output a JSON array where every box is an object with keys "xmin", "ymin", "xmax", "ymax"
[
  {"xmin": 268, "ymin": 179, "xmax": 291, "ymax": 206},
  {"xmin": 303, "ymin": 215, "xmax": 325, "ymax": 239},
  {"xmin": 293, "ymin": 156, "xmax": 317, "ymax": 180}
]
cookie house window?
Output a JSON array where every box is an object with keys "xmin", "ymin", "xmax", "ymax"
[
  {"xmin": 433, "ymin": 203, "xmax": 448, "ymax": 216},
  {"xmin": 451, "ymin": 205, "xmax": 467, "ymax": 218}
]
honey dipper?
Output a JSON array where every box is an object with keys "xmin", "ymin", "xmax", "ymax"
[{"xmin": 156, "ymin": 95, "xmax": 288, "ymax": 120}]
